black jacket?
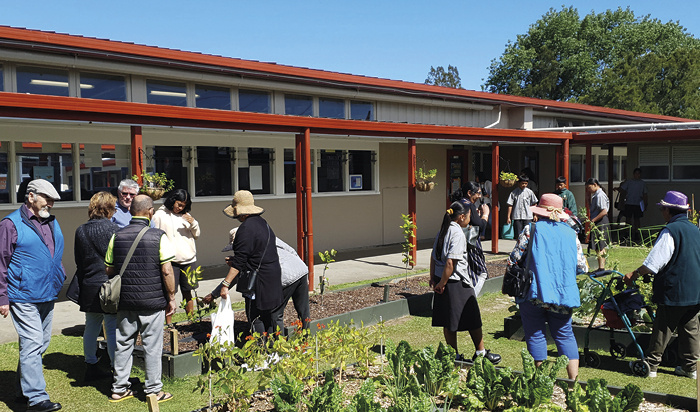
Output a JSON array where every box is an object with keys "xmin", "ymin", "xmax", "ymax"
[{"xmin": 74, "ymin": 218, "xmax": 119, "ymax": 312}]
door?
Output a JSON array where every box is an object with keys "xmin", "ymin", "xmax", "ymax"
[{"xmin": 447, "ymin": 149, "xmax": 469, "ymax": 204}]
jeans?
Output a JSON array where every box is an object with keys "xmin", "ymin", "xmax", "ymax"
[
  {"xmin": 646, "ymin": 304, "xmax": 700, "ymax": 372},
  {"xmin": 84, "ymin": 312, "xmax": 117, "ymax": 366},
  {"xmin": 10, "ymin": 301, "xmax": 54, "ymax": 406},
  {"xmin": 112, "ymin": 310, "xmax": 164, "ymax": 395},
  {"xmin": 519, "ymin": 300, "xmax": 579, "ymax": 361}
]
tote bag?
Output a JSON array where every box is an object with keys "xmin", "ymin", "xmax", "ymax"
[{"xmin": 502, "ymin": 223, "xmax": 515, "ymax": 240}]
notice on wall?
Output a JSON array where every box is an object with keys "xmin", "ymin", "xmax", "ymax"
[
  {"xmin": 34, "ymin": 166, "xmax": 55, "ymax": 183},
  {"xmin": 249, "ymin": 165, "xmax": 263, "ymax": 190},
  {"xmin": 0, "ymin": 176, "xmax": 6, "ymax": 190}
]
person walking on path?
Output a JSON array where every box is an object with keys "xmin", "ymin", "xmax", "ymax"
[
  {"xmin": 105, "ymin": 195, "xmax": 176, "ymax": 403},
  {"xmin": 430, "ymin": 201, "xmax": 501, "ymax": 365},
  {"xmin": 586, "ymin": 178, "xmax": 610, "ymax": 271},
  {"xmin": 73, "ymin": 192, "xmax": 120, "ymax": 380},
  {"xmin": 554, "ymin": 176, "xmax": 578, "ymax": 215},
  {"xmin": 451, "ymin": 182, "xmax": 489, "ymax": 295},
  {"xmin": 152, "ymin": 189, "xmax": 200, "ymax": 326},
  {"xmin": 507, "ymin": 193, "xmax": 588, "ymax": 379},
  {"xmin": 624, "ymin": 191, "xmax": 700, "ymax": 379},
  {"xmin": 111, "ymin": 179, "xmax": 139, "ymax": 228},
  {"xmin": 507, "ymin": 175, "xmax": 538, "ymax": 238},
  {"xmin": 0, "ymin": 179, "xmax": 65, "ymax": 412},
  {"xmin": 614, "ymin": 168, "xmax": 648, "ymax": 242}
]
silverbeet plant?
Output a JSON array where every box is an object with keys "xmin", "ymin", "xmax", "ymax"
[
  {"xmin": 465, "ymin": 352, "xmax": 514, "ymax": 411},
  {"xmin": 557, "ymin": 378, "xmax": 643, "ymax": 412},
  {"xmin": 510, "ymin": 348, "xmax": 567, "ymax": 409}
]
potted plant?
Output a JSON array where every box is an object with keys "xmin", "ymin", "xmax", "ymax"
[
  {"xmin": 415, "ymin": 167, "xmax": 437, "ymax": 192},
  {"xmin": 132, "ymin": 172, "xmax": 175, "ymax": 200},
  {"xmin": 499, "ymin": 171, "xmax": 518, "ymax": 188}
]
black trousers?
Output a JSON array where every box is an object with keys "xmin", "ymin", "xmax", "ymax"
[{"xmin": 252, "ymin": 274, "xmax": 310, "ymax": 335}]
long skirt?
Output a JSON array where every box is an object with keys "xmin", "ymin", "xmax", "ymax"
[{"xmin": 432, "ymin": 279, "xmax": 482, "ymax": 332}]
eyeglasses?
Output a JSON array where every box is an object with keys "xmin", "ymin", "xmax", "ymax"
[{"xmin": 119, "ymin": 191, "xmax": 137, "ymax": 198}]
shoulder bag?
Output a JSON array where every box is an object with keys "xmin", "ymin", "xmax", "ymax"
[
  {"xmin": 502, "ymin": 223, "xmax": 535, "ymax": 298},
  {"xmin": 99, "ymin": 226, "xmax": 149, "ymax": 313},
  {"xmin": 235, "ymin": 224, "xmax": 271, "ymax": 295}
]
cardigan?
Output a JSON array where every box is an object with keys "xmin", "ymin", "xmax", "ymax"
[{"xmin": 74, "ymin": 218, "xmax": 119, "ymax": 312}]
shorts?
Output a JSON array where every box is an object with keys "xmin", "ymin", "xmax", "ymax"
[
  {"xmin": 172, "ymin": 262, "xmax": 197, "ymax": 294},
  {"xmin": 431, "ymin": 278, "xmax": 482, "ymax": 332},
  {"xmin": 623, "ymin": 205, "xmax": 644, "ymax": 219}
]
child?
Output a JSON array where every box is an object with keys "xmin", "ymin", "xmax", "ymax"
[{"xmin": 507, "ymin": 175, "xmax": 538, "ymax": 238}]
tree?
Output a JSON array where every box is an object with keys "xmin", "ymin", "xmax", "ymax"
[
  {"xmin": 425, "ymin": 65, "xmax": 462, "ymax": 88},
  {"xmin": 482, "ymin": 6, "xmax": 700, "ymax": 117}
]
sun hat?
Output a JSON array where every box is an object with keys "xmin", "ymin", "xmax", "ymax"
[
  {"xmin": 221, "ymin": 228, "xmax": 238, "ymax": 252},
  {"xmin": 223, "ymin": 190, "xmax": 264, "ymax": 218},
  {"xmin": 657, "ymin": 191, "xmax": 689, "ymax": 210},
  {"xmin": 530, "ymin": 193, "xmax": 569, "ymax": 221},
  {"xmin": 26, "ymin": 179, "xmax": 61, "ymax": 200}
]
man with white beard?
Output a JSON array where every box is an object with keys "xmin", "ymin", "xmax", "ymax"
[{"xmin": 0, "ymin": 179, "xmax": 65, "ymax": 412}]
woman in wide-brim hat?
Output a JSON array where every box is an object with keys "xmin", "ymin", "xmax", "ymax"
[
  {"xmin": 507, "ymin": 193, "xmax": 589, "ymax": 380},
  {"xmin": 219, "ymin": 190, "xmax": 282, "ymax": 335}
]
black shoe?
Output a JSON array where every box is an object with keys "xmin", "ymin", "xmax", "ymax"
[
  {"xmin": 26, "ymin": 400, "xmax": 62, "ymax": 412},
  {"xmin": 473, "ymin": 350, "xmax": 502, "ymax": 365},
  {"xmin": 455, "ymin": 353, "xmax": 473, "ymax": 364}
]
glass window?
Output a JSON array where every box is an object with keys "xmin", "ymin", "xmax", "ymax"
[
  {"xmin": 0, "ymin": 142, "xmax": 8, "ymax": 203},
  {"xmin": 639, "ymin": 147, "xmax": 669, "ymax": 181},
  {"xmin": 318, "ymin": 150, "xmax": 344, "ymax": 192},
  {"xmin": 672, "ymin": 146, "xmax": 700, "ymax": 180},
  {"xmin": 598, "ymin": 156, "xmax": 608, "ymax": 182},
  {"xmin": 284, "ymin": 148, "xmax": 315, "ymax": 194},
  {"xmin": 145, "ymin": 146, "xmax": 189, "ymax": 191},
  {"xmin": 239, "ymin": 89, "xmax": 270, "ymax": 113},
  {"xmin": 195, "ymin": 147, "xmax": 232, "ymax": 196},
  {"xmin": 238, "ymin": 148, "xmax": 272, "ymax": 195},
  {"xmin": 147, "ymin": 80, "xmax": 187, "ymax": 106},
  {"xmin": 16, "ymin": 66, "xmax": 70, "ymax": 96},
  {"xmin": 17, "ymin": 142, "xmax": 74, "ymax": 201},
  {"xmin": 79, "ymin": 144, "xmax": 131, "ymax": 200},
  {"xmin": 319, "ymin": 98, "xmax": 345, "ymax": 119},
  {"xmin": 195, "ymin": 85, "xmax": 230, "ymax": 110},
  {"xmin": 348, "ymin": 150, "xmax": 373, "ymax": 191},
  {"xmin": 79, "ymin": 72, "xmax": 126, "ymax": 101},
  {"xmin": 285, "ymin": 94, "xmax": 313, "ymax": 116},
  {"xmin": 0, "ymin": 65, "xmax": 3, "ymax": 91},
  {"xmin": 569, "ymin": 154, "xmax": 583, "ymax": 183},
  {"xmin": 350, "ymin": 100, "xmax": 374, "ymax": 120}
]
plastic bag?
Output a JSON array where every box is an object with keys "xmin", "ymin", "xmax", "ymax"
[
  {"xmin": 502, "ymin": 223, "xmax": 515, "ymax": 240},
  {"xmin": 209, "ymin": 295, "xmax": 235, "ymax": 347}
]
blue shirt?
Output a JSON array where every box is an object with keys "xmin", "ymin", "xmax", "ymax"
[{"xmin": 111, "ymin": 202, "xmax": 132, "ymax": 228}]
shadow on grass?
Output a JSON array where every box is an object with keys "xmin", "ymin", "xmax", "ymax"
[{"xmin": 0, "ymin": 370, "xmax": 24, "ymax": 412}]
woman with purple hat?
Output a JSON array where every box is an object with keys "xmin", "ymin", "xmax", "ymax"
[
  {"xmin": 507, "ymin": 193, "xmax": 588, "ymax": 379},
  {"xmin": 624, "ymin": 191, "xmax": 700, "ymax": 379}
]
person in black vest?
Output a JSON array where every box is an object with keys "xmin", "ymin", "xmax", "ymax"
[
  {"xmin": 625, "ymin": 191, "xmax": 700, "ymax": 379},
  {"xmin": 73, "ymin": 191, "xmax": 120, "ymax": 380},
  {"xmin": 104, "ymin": 195, "xmax": 177, "ymax": 403},
  {"xmin": 219, "ymin": 190, "xmax": 283, "ymax": 335}
]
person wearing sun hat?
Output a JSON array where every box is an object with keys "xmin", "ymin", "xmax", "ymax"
[
  {"xmin": 507, "ymin": 193, "xmax": 588, "ymax": 380},
  {"xmin": 625, "ymin": 190, "xmax": 700, "ymax": 379},
  {"xmin": 219, "ymin": 190, "xmax": 283, "ymax": 335}
]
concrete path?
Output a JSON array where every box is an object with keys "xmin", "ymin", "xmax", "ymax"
[{"xmin": 0, "ymin": 239, "xmax": 514, "ymax": 344}]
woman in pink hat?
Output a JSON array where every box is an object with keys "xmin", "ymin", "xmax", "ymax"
[{"xmin": 507, "ymin": 193, "xmax": 588, "ymax": 379}]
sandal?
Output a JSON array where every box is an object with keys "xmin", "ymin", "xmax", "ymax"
[
  {"xmin": 156, "ymin": 391, "xmax": 173, "ymax": 403},
  {"xmin": 109, "ymin": 389, "xmax": 135, "ymax": 403}
]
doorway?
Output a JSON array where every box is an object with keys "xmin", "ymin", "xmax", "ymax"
[{"xmin": 447, "ymin": 149, "xmax": 469, "ymax": 203}]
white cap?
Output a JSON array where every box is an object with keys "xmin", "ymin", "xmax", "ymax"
[{"xmin": 27, "ymin": 179, "xmax": 60, "ymax": 200}]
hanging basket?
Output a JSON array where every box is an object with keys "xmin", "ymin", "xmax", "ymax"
[
  {"xmin": 144, "ymin": 187, "xmax": 166, "ymax": 200},
  {"xmin": 416, "ymin": 180, "xmax": 435, "ymax": 192},
  {"xmin": 500, "ymin": 179, "xmax": 516, "ymax": 188}
]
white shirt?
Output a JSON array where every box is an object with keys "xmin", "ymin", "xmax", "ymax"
[{"xmin": 643, "ymin": 229, "xmax": 675, "ymax": 274}]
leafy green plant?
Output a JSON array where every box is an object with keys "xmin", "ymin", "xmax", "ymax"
[
  {"xmin": 500, "ymin": 171, "xmax": 518, "ymax": 181},
  {"xmin": 414, "ymin": 342, "xmax": 460, "ymax": 397},
  {"xmin": 271, "ymin": 373, "xmax": 304, "ymax": 412},
  {"xmin": 305, "ymin": 370, "xmax": 344, "ymax": 412},
  {"xmin": 347, "ymin": 379, "xmax": 383, "ymax": 412},
  {"xmin": 179, "ymin": 265, "xmax": 212, "ymax": 323},
  {"xmin": 132, "ymin": 172, "xmax": 175, "ymax": 192},
  {"xmin": 510, "ymin": 349, "xmax": 567, "ymax": 409},
  {"xmin": 400, "ymin": 214, "xmax": 417, "ymax": 287},
  {"xmin": 318, "ymin": 249, "xmax": 337, "ymax": 304},
  {"xmin": 465, "ymin": 354, "xmax": 514, "ymax": 410},
  {"xmin": 557, "ymin": 378, "xmax": 643, "ymax": 412},
  {"xmin": 415, "ymin": 167, "xmax": 437, "ymax": 181}
]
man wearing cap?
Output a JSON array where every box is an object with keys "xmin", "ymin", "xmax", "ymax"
[
  {"xmin": 111, "ymin": 179, "xmax": 140, "ymax": 228},
  {"xmin": 625, "ymin": 191, "xmax": 700, "ymax": 379},
  {"xmin": 0, "ymin": 179, "xmax": 65, "ymax": 412}
]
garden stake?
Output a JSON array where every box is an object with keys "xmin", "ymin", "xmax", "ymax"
[
  {"xmin": 146, "ymin": 393, "xmax": 159, "ymax": 412},
  {"xmin": 315, "ymin": 333, "xmax": 319, "ymax": 376},
  {"xmin": 380, "ymin": 315, "xmax": 384, "ymax": 374},
  {"xmin": 383, "ymin": 284, "xmax": 390, "ymax": 302},
  {"xmin": 170, "ymin": 329, "xmax": 179, "ymax": 355}
]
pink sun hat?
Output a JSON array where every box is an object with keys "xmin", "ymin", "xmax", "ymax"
[{"xmin": 530, "ymin": 193, "xmax": 570, "ymax": 221}]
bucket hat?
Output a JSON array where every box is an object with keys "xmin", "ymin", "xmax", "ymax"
[
  {"xmin": 223, "ymin": 190, "xmax": 264, "ymax": 218},
  {"xmin": 530, "ymin": 193, "xmax": 569, "ymax": 221},
  {"xmin": 27, "ymin": 179, "xmax": 61, "ymax": 200},
  {"xmin": 657, "ymin": 191, "xmax": 689, "ymax": 210}
]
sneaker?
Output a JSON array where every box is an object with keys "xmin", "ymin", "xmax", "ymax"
[
  {"xmin": 473, "ymin": 350, "xmax": 502, "ymax": 365},
  {"xmin": 675, "ymin": 366, "xmax": 697, "ymax": 379}
]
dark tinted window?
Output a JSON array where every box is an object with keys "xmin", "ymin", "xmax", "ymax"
[
  {"xmin": 17, "ymin": 66, "xmax": 69, "ymax": 96},
  {"xmin": 147, "ymin": 80, "xmax": 187, "ymax": 106},
  {"xmin": 80, "ymin": 72, "xmax": 126, "ymax": 101},
  {"xmin": 350, "ymin": 100, "xmax": 373, "ymax": 120},
  {"xmin": 319, "ymin": 98, "xmax": 345, "ymax": 119},
  {"xmin": 239, "ymin": 89, "xmax": 270, "ymax": 113},
  {"xmin": 195, "ymin": 85, "xmax": 230, "ymax": 110},
  {"xmin": 285, "ymin": 94, "xmax": 312, "ymax": 116}
]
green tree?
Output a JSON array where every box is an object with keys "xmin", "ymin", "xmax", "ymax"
[
  {"xmin": 425, "ymin": 65, "xmax": 462, "ymax": 88},
  {"xmin": 483, "ymin": 6, "xmax": 700, "ymax": 116}
]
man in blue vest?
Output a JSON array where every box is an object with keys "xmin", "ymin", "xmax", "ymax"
[
  {"xmin": 625, "ymin": 190, "xmax": 700, "ymax": 379},
  {"xmin": 0, "ymin": 179, "xmax": 65, "ymax": 412}
]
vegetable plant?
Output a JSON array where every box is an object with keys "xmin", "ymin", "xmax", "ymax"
[
  {"xmin": 465, "ymin": 354, "xmax": 514, "ymax": 410},
  {"xmin": 305, "ymin": 370, "xmax": 344, "ymax": 412},
  {"xmin": 270, "ymin": 373, "xmax": 304, "ymax": 412},
  {"xmin": 510, "ymin": 348, "xmax": 567, "ymax": 409},
  {"xmin": 415, "ymin": 167, "xmax": 437, "ymax": 181},
  {"xmin": 318, "ymin": 249, "xmax": 337, "ymax": 305},
  {"xmin": 557, "ymin": 378, "xmax": 643, "ymax": 412}
]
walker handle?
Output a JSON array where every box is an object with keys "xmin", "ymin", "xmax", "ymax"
[{"xmin": 587, "ymin": 269, "xmax": 616, "ymax": 278}]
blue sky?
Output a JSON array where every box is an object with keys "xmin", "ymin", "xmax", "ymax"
[{"xmin": 3, "ymin": 1, "xmax": 699, "ymax": 91}]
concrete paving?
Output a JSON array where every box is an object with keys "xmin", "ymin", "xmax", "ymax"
[{"xmin": 0, "ymin": 239, "xmax": 515, "ymax": 344}]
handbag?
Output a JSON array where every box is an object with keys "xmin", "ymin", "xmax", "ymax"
[
  {"xmin": 235, "ymin": 224, "xmax": 271, "ymax": 295},
  {"xmin": 502, "ymin": 223, "xmax": 534, "ymax": 298},
  {"xmin": 99, "ymin": 226, "xmax": 149, "ymax": 313},
  {"xmin": 614, "ymin": 191, "xmax": 623, "ymax": 210}
]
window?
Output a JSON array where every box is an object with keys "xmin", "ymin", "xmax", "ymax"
[
  {"xmin": 319, "ymin": 98, "xmax": 345, "ymax": 119},
  {"xmin": 17, "ymin": 142, "xmax": 74, "ymax": 201},
  {"xmin": 598, "ymin": 156, "xmax": 608, "ymax": 181},
  {"xmin": 0, "ymin": 142, "xmax": 8, "ymax": 203},
  {"xmin": 238, "ymin": 148, "xmax": 273, "ymax": 195},
  {"xmin": 318, "ymin": 150, "xmax": 344, "ymax": 192},
  {"xmin": 78, "ymin": 144, "xmax": 131, "ymax": 200},
  {"xmin": 147, "ymin": 80, "xmax": 187, "ymax": 106},
  {"xmin": 195, "ymin": 147, "xmax": 232, "ymax": 196},
  {"xmin": 17, "ymin": 66, "xmax": 70, "ymax": 96},
  {"xmin": 239, "ymin": 89, "xmax": 270, "ymax": 113},
  {"xmin": 570, "ymin": 154, "xmax": 584, "ymax": 183},
  {"xmin": 195, "ymin": 85, "xmax": 230, "ymax": 110},
  {"xmin": 672, "ymin": 146, "xmax": 700, "ymax": 180},
  {"xmin": 0, "ymin": 65, "xmax": 3, "ymax": 91},
  {"xmin": 79, "ymin": 73, "xmax": 126, "ymax": 101},
  {"xmin": 350, "ymin": 100, "xmax": 373, "ymax": 120},
  {"xmin": 285, "ymin": 94, "xmax": 313, "ymax": 116},
  {"xmin": 472, "ymin": 152, "xmax": 492, "ymax": 179},
  {"xmin": 146, "ymin": 146, "xmax": 189, "ymax": 190},
  {"xmin": 284, "ymin": 148, "xmax": 316, "ymax": 194},
  {"xmin": 639, "ymin": 146, "xmax": 669, "ymax": 180},
  {"xmin": 348, "ymin": 150, "xmax": 374, "ymax": 191}
]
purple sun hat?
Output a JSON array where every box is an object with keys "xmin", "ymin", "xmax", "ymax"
[{"xmin": 657, "ymin": 191, "xmax": 689, "ymax": 210}]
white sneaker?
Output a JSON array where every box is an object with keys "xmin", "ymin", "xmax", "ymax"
[
  {"xmin": 648, "ymin": 371, "xmax": 657, "ymax": 378},
  {"xmin": 675, "ymin": 366, "xmax": 697, "ymax": 379}
]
